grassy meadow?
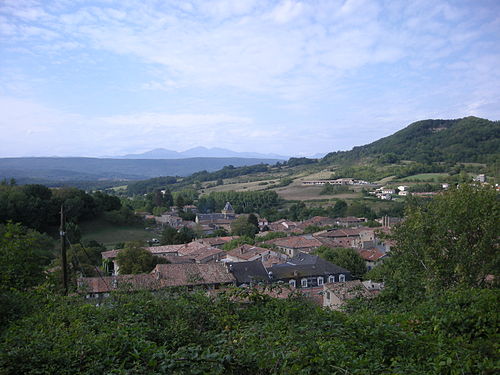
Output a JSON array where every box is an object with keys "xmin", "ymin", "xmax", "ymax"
[{"xmin": 79, "ymin": 218, "xmax": 153, "ymax": 248}]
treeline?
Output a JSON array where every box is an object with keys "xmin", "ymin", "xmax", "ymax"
[
  {"xmin": 333, "ymin": 162, "xmax": 448, "ymax": 182},
  {"xmin": 126, "ymin": 176, "xmax": 178, "ymax": 195},
  {"xmin": 197, "ymin": 191, "xmax": 280, "ymax": 214},
  {"xmin": 0, "ymin": 183, "xmax": 122, "ymax": 232},
  {"xmin": 126, "ymin": 164, "xmax": 272, "ymax": 196},
  {"xmin": 259, "ymin": 199, "xmax": 404, "ymax": 222}
]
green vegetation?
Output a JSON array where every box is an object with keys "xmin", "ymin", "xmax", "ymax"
[
  {"xmin": 0, "ymin": 222, "xmax": 54, "ymax": 291},
  {"xmin": 197, "ymin": 191, "xmax": 280, "ymax": 214},
  {"xmin": 230, "ymin": 216, "xmax": 259, "ymax": 238},
  {"xmin": 79, "ymin": 218, "xmax": 151, "ymax": 248},
  {"xmin": 160, "ymin": 226, "xmax": 196, "ymax": 245},
  {"xmin": 314, "ymin": 246, "xmax": 367, "ymax": 279},
  {"xmin": 370, "ymin": 183, "xmax": 499, "ymax": 301},
  {"xmin": 0, "ymin": 286, "xmax": 497, "ymax": 374},
  {"xmin": 324, "ymin": 117, "xmax": 500, "ymax": 164},
  {"xmin": 0, "ymin": 183, "xmax": 122, "ymax": 233},
  {"xmin": 0, "ymin": 184, "xmax": 498, "ymax": 373},
  {"xmin": 116, "ymin": 242, "xmax": 169, "ymax": 274}
]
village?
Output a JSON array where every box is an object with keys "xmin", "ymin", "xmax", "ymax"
[{"xmin": 78, "ymin": 201, "xmax": 391, "ymax": 310}]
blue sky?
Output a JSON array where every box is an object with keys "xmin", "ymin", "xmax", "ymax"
[{"xmin": 1, "ymin": 0, "xmax": 499, "ymax": 157}]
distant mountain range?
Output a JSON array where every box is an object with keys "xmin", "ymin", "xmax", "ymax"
[{"xmin": 116, "ymin": 147, "xmax": 290, "ymax": 160}]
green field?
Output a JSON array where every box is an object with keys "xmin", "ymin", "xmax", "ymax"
[
  {"xmin": 79, "ymin": 218, "xmax": 153, "ymax": 248},
  {"xmin": 399, "ymin": 173, "xmax": 449, "ymax": 182}
]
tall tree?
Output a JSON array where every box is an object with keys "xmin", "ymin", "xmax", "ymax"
[
  {"xmin": 381, "ymin": 184, "xmax": 499, "ymax": 300},
  {"xmin": 314, "ymin": 246, "xmax": 367, "ymax": 279},
  {"xmin": 115, "ymin": 242, "xmax": 168, "ymax": 274},
  {"xmin": 0, "ymin": 222, "xmax": 54, "ymax": 291}
]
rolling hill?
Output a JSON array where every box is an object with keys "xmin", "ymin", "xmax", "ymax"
[
  {"xmin": 0, "ymin": 157, "xmax": 280, "ymax": 183},
  {"xmin": 323, "ymin": 116, "xmax": 500, "ymax": 164}
]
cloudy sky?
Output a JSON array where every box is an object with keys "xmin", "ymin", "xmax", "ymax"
[{"xmin": 1, "ymin": 0, "xmax": 499, "ymax": 158}]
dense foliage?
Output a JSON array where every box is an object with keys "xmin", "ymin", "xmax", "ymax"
[
  {"xmin": 197, "ymin": 191, "xmax": 280, "ymax": 214},
  {"xmin": 324, "ymin": 117, "xmax": 500, "ymax": 164},
  {"xmin": 0, "ymin": 184, "xmax": 122, "ymax": 232},
  {"xmin": 372, "ymin": 184, "xmax": 499, "ymax": 302},
  {"xmin": 0, "ymin": 287, "xmax": 497, "ymax": 374},
  {"xmin": 127, "ymin": 176, "xmax": 178, "ymax": 195},
  {"xmin": 115, "ymin": 242, "xmax": 169, "ymax": 274},
  {"xmin": 0, "ymin": 222, "xmax": 54, "ymax": 291},
  {"xmin": 314, "ymin": 246, "xmax": 367, "ymax": 279}
]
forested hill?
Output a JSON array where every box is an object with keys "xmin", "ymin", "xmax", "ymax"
[{"xmin": 324, "ymin": 116, "xmax": 500, "ymax": 164}]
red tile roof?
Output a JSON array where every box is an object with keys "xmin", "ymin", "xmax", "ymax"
[
  {"xmin": 266, "ymin": 236, "xmax": 323, "ymax": 250},
  {"xmin": 226, "ymin": 244, "xmax": 272, "ymax": 261},
  {"xmin": 78, "ymin": 263, "xmax": 236, "ymax": 293},
  {"xmin": 358, "ymin": 248, "xmax": 386, "ymax": 261}
]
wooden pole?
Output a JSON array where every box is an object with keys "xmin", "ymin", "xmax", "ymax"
[{"xmin": 60, "ymin": 204, "xmax": 68, "ymax": 295}]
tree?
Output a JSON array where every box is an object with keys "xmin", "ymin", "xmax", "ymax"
[
  {"xmin": 175, "ymin": 195, "xmax": 185, "ymax": 211},
  {"xmin": 115, "ymin": 242, "xmax": 168, "ymax": 274},
  {"xmin": 382, "ymin": 184, "xmax": 499, "ymax": 300},
  {"xmin": 332, "ymin": 200, "xmax": 348, "ymax": 217},
  {"xmin": 160, "ymin": 226, "xmax": 195, "ymax": 245},
  {"xmin": 231, "ymin": 216, "xmax": 258, "ymax": 238},
  {"xmin": 0, "ymin": 222, "xmax": 54, "ymax": 291},
  {"xmin": 314, "ymin": 246, "xmax": 367, "ymax": 279},
  {"xmin": 247, "ymin": 213, "xmax": 259, "ymax": 232}
]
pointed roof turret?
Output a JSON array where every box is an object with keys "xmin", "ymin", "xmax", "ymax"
[{"xmin": 223, "ymin": 202, "xmax": 234, "ymax": 212}]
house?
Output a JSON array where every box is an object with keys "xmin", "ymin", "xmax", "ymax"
[
  {"xmin": 78, "ymin": 263, "xmax": 237, "ymax": 300},
  {"xmin": 183, "ymin": 205, "xmax": 198, "ymax": 213},
  {"xmin": 362, "ymin": 280, "xmax": 384, "ymax": 294},
  {"xmin": 154, "ymin": 213, "xmax": 184, "ymax": 228},
  {"xmin": 196, "ymin": 202, "xmax": 236, "ymax": 225},
  {"xmin": 315, "ymin": 228, "xmax": 375, "ymax": 249},
  {"xmin": 258, "ymin": 218, "xmax": 269, "ymax": 231},
  {"xmin": 381, "ymin": 188, "xmax": 396, "ymax": 195},
  {"xmin": 357, "ymin": 248, "xmax": 387, "ymax": 270},
  {"xmin": 266, "ymin": 236, "xmax": 323, "ymax": 257},
  {"xmin": 323, "ymin": 280, "xmax": 372, "ymax": 310},
  {"xmin": 268, "ymin": 253, "xmax": 351, "ymax": 289},
  {"xmin": 102, "ymin": 242, "xmax": 226, "ymax": 275},
  {"xmin": 474, "ymin": 174, "xmax": 486, "ymax": 183},
  {"xmin": 175, "ymin": 242, "xmax": 226, "ymax": 263},
  {"xmin": 298, "ymin": 216, "xmax": 337, "ymax": 229},
  {"xmin": 333, "ymin": 216, "xmax": 367, "ymax": 227},
  {"xmin": 227, "ymin": 260, "xmax": 271, "ymax": 286},
  {"xmin": 195, "ymin": 236, "xmax": 238, "ymax": 249},
  {"xmin": 224, "ymin": 244, "xmax": 288, "ymax": 267},
  {"xmin": 267, "ymin": 219, "xmax": 301, "ymax": 233}
]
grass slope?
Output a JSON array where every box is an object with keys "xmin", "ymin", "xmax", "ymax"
[{"xmin": 79, "ymin": 218, "xmax": 152, "ymax": 248}]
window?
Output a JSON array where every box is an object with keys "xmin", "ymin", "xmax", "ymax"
[
  {"xmin": 326, "ymin": 291, "xmax": 331, "ymax": 300},
  {"xmin": 301, "ymin": 278, "xmax": 308, "ymax": 288},
  {"xmin": 339, "ymin": 274, "xmax": 345, "ymax": 282},
  {"xmin": 328, "ymin": 275, "xmax": 335, "ymax": 283},
  {"xmin": 289, "ymin": 279, "xmax": 296, "ymax": 288},
  {"xmin": 317, "ymin": 277, "xmax": 324, "ymax": 286}
]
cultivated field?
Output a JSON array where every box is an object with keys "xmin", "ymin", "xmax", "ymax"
[{"xmin": 80, "ymin": 218, "xmax": 153, "ymax": 248}]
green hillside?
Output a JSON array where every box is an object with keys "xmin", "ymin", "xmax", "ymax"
[{"xmin": 324, "ymin": 116, "xmax": 500, "ymax": 164}]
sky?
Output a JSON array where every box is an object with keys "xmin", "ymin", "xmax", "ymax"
[{"xmin": 1, "ymin": 0, "xmax": 499, "ymax": 158}]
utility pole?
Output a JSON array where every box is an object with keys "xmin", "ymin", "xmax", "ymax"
[{"xmin": 60, "ymin": 204, "xmax": 68, "ymax": 295}]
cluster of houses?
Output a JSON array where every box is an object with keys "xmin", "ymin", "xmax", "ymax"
[
  {"xmin": 146, "ymin": 202, "xmax": 239, "ymax": 235},
  {"xmin": 78, "ymin": 209, "xmax": 392, "ymax": 310},
  {"xmin": 302, "ymin": 178, "xmax": 372, "ymax": 186}
]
